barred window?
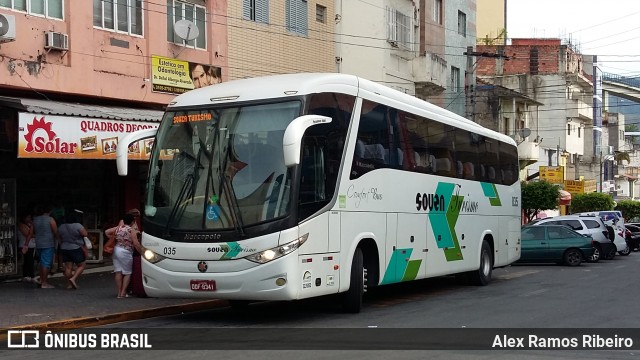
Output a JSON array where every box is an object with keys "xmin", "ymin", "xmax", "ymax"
[{"xmin": 386, "ymin": 7, "xmax": 413, "ymax": 50}]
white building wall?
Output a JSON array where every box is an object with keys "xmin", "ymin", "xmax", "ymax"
[
  {"xmin": 444, "ymin": 0, "xmax": 476, "ymax": 118},
  {"xmin": 336, "ymin": 0, "xmax": 417, "ymax": 94}
]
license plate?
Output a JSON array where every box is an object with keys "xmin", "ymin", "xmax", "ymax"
[{"xmin": 190, "ymin": 280, "xmax": 216, "ymax": 291}]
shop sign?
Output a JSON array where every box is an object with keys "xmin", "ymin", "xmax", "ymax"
[
  {"xmin": 18, "ymin": 113, "xmax": 159, "ymax": 160},
  {"xmin": 151, "ymin": 55, "xmax": 222, "ymax": 94},
  {"xmin": 540, "ymin": 166, "xmax": 564, "ymax": 184},
  {"xmin": 564, "ymin": 179, "xmax": 596, "ymax": 194},
  {"xmin": 583, "ymin": 179, "xmax": 596, "ymax": 193}
]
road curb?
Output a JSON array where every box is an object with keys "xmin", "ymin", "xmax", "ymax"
[{"xmin": 0, "ymin": 299, "xmax": 227, "ymax": 335}]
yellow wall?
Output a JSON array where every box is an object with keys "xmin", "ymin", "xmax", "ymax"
[
  {"xmin": 227, "ymin": 1, "xmax": 336, "ymax": 80},
  {"xmin": 476, "ymin": 0, "xmax": 506, "ymax": 45}
]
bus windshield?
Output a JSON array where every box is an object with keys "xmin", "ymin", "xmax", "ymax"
[{"xmin": 145, "ymin": 100, "xmax": 302, "ymax": 233}]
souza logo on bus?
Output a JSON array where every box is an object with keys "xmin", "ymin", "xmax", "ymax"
[{"xmin": 415, "ymin": 193, "xmax": 446, "ymax": 212}]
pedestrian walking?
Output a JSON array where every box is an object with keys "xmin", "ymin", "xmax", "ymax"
[
  {"xmin": 32, "ymin": 204, "xmax": 59, "ymax": 289},
  {"xmin": 105, "ymin": 213, "xmax": 142, "ymax": 298},
  {"xmin": 17, "ymin": 210, "xmax": 36, "ymax": 282},
  {"xmin": 58, "ymin": 212, "xmax": 89, "ymax": 289}
]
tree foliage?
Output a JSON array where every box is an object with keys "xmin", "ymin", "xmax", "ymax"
[
  {"xmin": 615, "ymin": 200, "xmax": 640, "ymax": 220},
  {"xmin": 614, "ymin": 151, "xmax": 631, "ymax": 164},
  {"xmin": 569, "ymin": 192, "xmax": 615, "ymax": 214},
  {"xmin": 521, "ymin": 180, "xmax": 560, "ymax": 222}
]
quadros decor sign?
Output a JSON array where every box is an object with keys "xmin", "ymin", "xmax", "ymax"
[{"xmin": 18, "ymin": 113, "xmax": 158, "ymax": 160}]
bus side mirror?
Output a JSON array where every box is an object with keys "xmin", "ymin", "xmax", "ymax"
[
  {"xmin": 116, "ymin": 128, "xmax": 159, "ymax": 176},
  {"xmin": 282, "ymin": 115, "xmax": 332, "ymax": 167}
]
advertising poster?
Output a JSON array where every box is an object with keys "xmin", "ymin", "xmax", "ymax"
[
  {"xmin": 564, "ymin": 179, "xmax": 596, "ymax": 194},
  {"xmin": 18, "ymin": 113, "xmax": 159, "ymax": 160},
  {"xmin": 539, "ymin": 166, "xmax": 565, "ymax": 184},
  {"xmin": 151, "ymin": 55, "xmax": 222, "ymax": 94}
]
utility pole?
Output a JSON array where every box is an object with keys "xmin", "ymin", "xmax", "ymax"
[
  {"xmin": 465, "ymin": 46, "xmax": 475, "ymax": 122},
  {"xmin": 463, "ymin": 48, "xmax": 509, "ymax": 123}
]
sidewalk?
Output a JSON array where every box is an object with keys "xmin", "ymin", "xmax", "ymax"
[{"xmin": 1, "ymin": 264, "xmax": 225, "ymax": 330}]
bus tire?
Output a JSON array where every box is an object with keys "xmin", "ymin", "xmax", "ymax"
[
  {"xmin": 468, "ymin": 240, "xmax": 493, "ymax": 286},
  {"xmin": 342, "ymin": 248, "xmax": 365, "ymax": 313}
]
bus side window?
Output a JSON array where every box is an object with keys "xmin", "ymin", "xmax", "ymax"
[
  {"xmin": 463, "ymin": 162, "xmax": 475, "ymax": 180},
  {"xmin": 364, "ymin": 143, "xmax": 386, "ymax": 163}
]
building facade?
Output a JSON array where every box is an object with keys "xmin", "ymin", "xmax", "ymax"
[
  {"xmin": 334, "ymin": 0, "xmax": 448, "ymax": 104},
  {"xmin": 0, "ymin": 0, "xmax": 230, "ymax": 275},
  {"xmin": 476, "ymin": 38, "xmax": 594, "ymax": 184},
  {"xmin": 227, "ymin": 0, "xmax": 336, "ymax": 80}
]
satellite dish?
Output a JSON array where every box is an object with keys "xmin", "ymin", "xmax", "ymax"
[
  {"xmin": 517, "ymin": 128, "xmax": 532, "ymax": 139},
  {"xmin": 174, "ymin": 19, "xmax": 199, "ymax": 41}
]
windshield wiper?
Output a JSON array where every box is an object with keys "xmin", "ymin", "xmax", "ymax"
[
  {"xmin": 216, "ymin": 125, "xmax": 245, "ymax": 236},
  {"xmin": 164, "ymin": 172, "xmax": 195, "ymax": 237}
]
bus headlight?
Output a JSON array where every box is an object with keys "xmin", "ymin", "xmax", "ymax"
[
  {"xmin": 244, "ymin": 233, "xmax": 308, "ymax": 264},
  {"xmin": 143, "ymin": 247, "xmax": 166, "ymax": 264}
]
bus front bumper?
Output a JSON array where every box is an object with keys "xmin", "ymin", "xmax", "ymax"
[{"xmin": 140, "ymin": 254, "xmax": 300, "ymax": 301}]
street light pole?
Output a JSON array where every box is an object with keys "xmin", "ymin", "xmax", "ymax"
[
  {"xmin": 600, "ymin": 152, "xmax": 618, "ymax": 192},
  {"xmin": 600, "ymin": 153, "xmax": 603, "ymax": 192}
]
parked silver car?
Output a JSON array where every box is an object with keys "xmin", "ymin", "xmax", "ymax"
[
  {"xmin": 526, "ymin": 215, "xmax": 617, "ymax": 261},
  {"xmin": 575, "ymin": 211, "xmax": 630, "ymax": 256}
]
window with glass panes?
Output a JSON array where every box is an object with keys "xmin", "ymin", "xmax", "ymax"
[
  {"xmin": 0, "ymin": 0, "xmax": 63, "ymax": 19},
  {"xmin": 93, "ymin": 0, "xmax": 143, "ymax": 36},
  {"xmin": 167, "ymin": 0, "xmax": 206, "ymax": 49},
  {"xmin": 457, "ymin": 11, "xmax": 466, "ymax": 36},
  {"xmin": 451, "ymin": 66, "xmax": 460, "ymax": 92}
]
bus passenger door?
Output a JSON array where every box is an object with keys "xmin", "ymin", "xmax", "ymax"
[{"xmin": 382, "ymin": 214, "xmax": 427, "ymax": 284}]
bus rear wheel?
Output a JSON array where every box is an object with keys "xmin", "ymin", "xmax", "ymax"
[
  {"xmin": 467, "ymin": 240, "xmax": 493, "ymax": 286},
  {"xmin": 342, "ymin": 248, "xmax": 366, "ymax": 313}
]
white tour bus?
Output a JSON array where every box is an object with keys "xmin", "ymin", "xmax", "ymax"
[{"xmin": 117, "ymin": 73, "xmax": 521, "ymax": 312}]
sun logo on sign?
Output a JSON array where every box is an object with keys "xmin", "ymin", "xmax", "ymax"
[{"xmin": 24, "ymin": 117, "xmax": 56, "ymax": 152}]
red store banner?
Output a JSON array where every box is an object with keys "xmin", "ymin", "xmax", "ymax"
[{"xmin": 18, "ymin": 113, "xmax": 159, "ymax": 160}]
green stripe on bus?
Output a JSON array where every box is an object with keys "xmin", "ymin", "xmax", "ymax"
[
  {"xmin": 220, "ymin": 241, "xmax": 242, "ymax": 260},
  {"xmin": 381, "ymin": 248, "xmax": 417, "ymax": 284},
  {"xmin": 402, "ymin": 259, "xmax": 422, "ymax": 281},
  {"xmin": 429, "ymin": 182, "xmax": 464, "ymax": 262},
  {"xmin": 444, "ymin": 193, "xmax": 464, "ymax": 261},
  {"xmin": 481, "ymin": 182, "xmax": 502, "ymax": 206}
]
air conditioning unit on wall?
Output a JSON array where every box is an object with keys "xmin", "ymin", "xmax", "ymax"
[
  {"xmin": 45, "ymin": 31, "xmax": 68, "ymax": 51},
  {"xmin": 0, "ymin": 13, "xmax": 16, "ymax": 42}
]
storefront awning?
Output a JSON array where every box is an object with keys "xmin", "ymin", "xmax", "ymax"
[{"xmin": 0, "ymin": 96, "xmax": 163, "ymax": 122}]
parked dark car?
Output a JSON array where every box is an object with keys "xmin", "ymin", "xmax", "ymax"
[
  {"xmin": 519, "ymin": 225, "xmax": 596, "ymax": 266},
  {"xmin": 524, "ymin": 215, "xmax": 615, "ymax": 261},
  {"xmin": 624, "ymin": 224, "xmax": 640, "ymax": 251}
]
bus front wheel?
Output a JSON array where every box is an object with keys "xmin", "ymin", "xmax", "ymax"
[
  {"xmin": 467, "ymin": 240, "xmax": 493, "ymax": 286},
  {"xmin": 342, "ymin": 248, "xmax": 365, "ymax": 313}
]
